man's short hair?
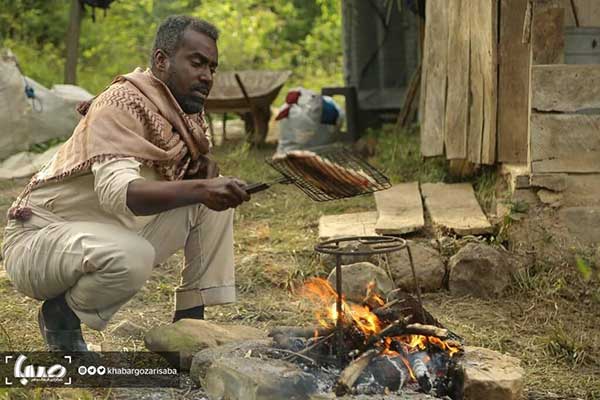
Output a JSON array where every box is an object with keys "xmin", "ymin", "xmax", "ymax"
[{"xmin": 151, "ymin": 15, "xmax": 219, "ymax": 65}]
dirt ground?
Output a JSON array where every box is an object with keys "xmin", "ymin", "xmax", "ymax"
[{"xmin": 0, "ymin": 136, "xmax": 598, "ymax": 399}]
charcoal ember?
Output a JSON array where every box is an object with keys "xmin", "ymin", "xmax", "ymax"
[
  {"xmin": 349, "ymin": 354, "xmax": 409, "ymax": 395},
  {"xmin": 428, "ymin": 351, "xmax": 451, "ymax": 378}
]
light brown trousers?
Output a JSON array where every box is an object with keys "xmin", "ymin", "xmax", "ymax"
[{"xmin": 2, "ymin": 205, "xmax": 235, "ymax": 331}]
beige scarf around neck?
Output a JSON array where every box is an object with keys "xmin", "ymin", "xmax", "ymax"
[{"xmin": 9, "ymin": 68, "xmax": 211, "ymax": 220}]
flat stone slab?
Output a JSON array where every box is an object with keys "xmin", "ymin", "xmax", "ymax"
[
  {"xmin": 318, "ymin": 212, "xmax": 377, "ymax": 240},
  {"xmin": 421, "ymin": 183, "xmax": 492, "ymax": 235},
  {"xmin": 190, "ymin": 339, "xmax": 273, "ymax": 385},
  {"xmin": 374, "ymin": 182, "xmax": 425, "ymax": 235},
  {"xmin": 205, "ymin": 356, "xmax": 317, "ymax": 400}
]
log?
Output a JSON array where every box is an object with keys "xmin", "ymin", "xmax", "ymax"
[
  {"xmin": 366, "ymin": 321, "xmax": 449, "ymax": 350},
  {"xmin": 384, "ymin": 289, "xmax": 444, "ymax": 326},
  {"xmin": 268, "ymin": 326, "xmax": 333, "ymax": 338},
  {"xmin": 334, "ymin": 349, "xmax": 379, "ymax": 396},
  {"xmin": 404, "ymin": 323, "xmax": 449, "ymax": 339},
  {"xmin": 410, "ymin": 356, "xmax": 433, "ymax": 393},
  {"xmin": 370, "ymin": 354, "xmax": 409, "ymax": 391}
]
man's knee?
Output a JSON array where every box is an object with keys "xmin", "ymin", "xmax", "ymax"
[{"xmin": 104, "ymin": 236, "xmax": 155, "ymax": 293}]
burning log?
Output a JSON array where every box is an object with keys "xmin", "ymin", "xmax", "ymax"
[
  {"xmin": 404, "ymin": 323, "xmax": 448, "ymax": 339},
  {"xmin": 365, "ymin": 319, "xmax": 408, "ymax": 348},
  {"xmin": 409, "ymin": 356, "xmax": 432, "ymax": 393},
  {"xmin": 268, "ymin": 326, "xmax": 334, "ymax": 338},
  {"xmin": 370, "ymin": 354, "xmax": 409, "ymax": 392},
  {"xmin": 375, "ymin": 293, "xmax": 462, "ymax": 342},
  {"xmin": 365, "ymin": 320, "xmax": 448, "ymax": 351},
  {"xmin": 385, "ymin": 289, "xmax": 445, "ymax": 327},
  {"xmin": 334, "ymin": 349, "xmax": 379, "ymax": 396}
]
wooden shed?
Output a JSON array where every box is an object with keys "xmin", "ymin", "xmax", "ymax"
[
  {"xmin": 327, "ymin": 0, "xmax": 421, "ymax": 138},
  {"xmin": 420, "ymin": 0, "xmax": 600, "ymax": 175}
]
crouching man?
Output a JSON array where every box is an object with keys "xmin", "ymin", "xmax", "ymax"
[{"xmin": 1, "ymin": 15, "xmax": 249, "ymax": 352}]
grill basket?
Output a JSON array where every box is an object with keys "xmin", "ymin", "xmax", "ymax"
[{"xmin": 266, "ymin": 147, "xmax": 391, "ymax": 201}]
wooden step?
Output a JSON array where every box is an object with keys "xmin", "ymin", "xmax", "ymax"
[
  {"xmin": 318, "ymin": 212, "xmax": 377, "ymax": 240},
  {"xmin": 421, "ymin": 183, "xmax": 492, "ymax": 235},
  {"xmin": 374, "ymin": 182, "xmax": 424, "ymax": 235}
]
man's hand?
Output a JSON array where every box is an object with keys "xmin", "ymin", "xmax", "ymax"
[
  {"xmin": 198, "ymin": 177, "xmax": 250, "ymax": 211},
  {"xmin": 127, "ymin": 176, "xmax": 250, "ymax": 216}
]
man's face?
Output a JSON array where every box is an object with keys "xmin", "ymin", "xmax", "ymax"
[{"xmin": 163, "ymin": 29, "xmax": 218, "ymax": 114}]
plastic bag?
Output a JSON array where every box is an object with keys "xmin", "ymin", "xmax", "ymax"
[
  {"xmin": 275, "ymin": 87, "xmax": 344, "ymax": 155},
  {"xmin": 0, "ymin": 49, "xmax": 93, "ymax": 161}
]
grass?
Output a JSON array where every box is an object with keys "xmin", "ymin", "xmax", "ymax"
[{"xmin": 0, "ymin": 127, "xmax": 598, "ymax": 399}]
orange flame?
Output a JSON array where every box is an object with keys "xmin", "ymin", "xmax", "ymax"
[
  {"xmin": 299, "ymin": 277, "xmax": 461, "ymax": 381},
  {"xmin": 300, "ymin": 278, "xmax": 381, "ymax": 335}
]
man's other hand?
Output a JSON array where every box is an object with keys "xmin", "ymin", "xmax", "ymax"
[{"xmin": 199, "ymin": 177, "xmax": 250, "ymax": 211}]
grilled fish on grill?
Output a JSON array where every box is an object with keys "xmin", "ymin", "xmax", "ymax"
[{"xmin": 273, "ymin": 150, "xmax": 376, "ymax": 198}]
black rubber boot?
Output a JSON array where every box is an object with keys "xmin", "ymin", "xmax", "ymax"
[
  {"xmin": 172, "ymin": 305, "xmax": 204, "ymax": 323},
  {"xmin": 38, "ymin": 294, "xmax": 88, "ymax": 352}
]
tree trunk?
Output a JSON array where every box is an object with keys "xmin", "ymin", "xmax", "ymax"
[{"xmin": 64, "ymin": 0, "xmax": 83, "ymax": 84}]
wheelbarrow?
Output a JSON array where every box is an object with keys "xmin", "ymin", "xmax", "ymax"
[{"xmin": 204, "ymin": 70, "xmax": 292, "ymax": 146}]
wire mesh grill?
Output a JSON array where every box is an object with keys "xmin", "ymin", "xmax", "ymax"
[{"xmin": 266, "ymin": 147, "xmax": 391, "ymax": 201}]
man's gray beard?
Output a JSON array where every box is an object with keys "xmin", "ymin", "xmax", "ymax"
[
  {"xmin": 165, "ymin": 71, "xmax": 204, "ymax": 114},
  {"xmin": 176, "ymin": 95, "xmax": 204, "ymax": 114}
]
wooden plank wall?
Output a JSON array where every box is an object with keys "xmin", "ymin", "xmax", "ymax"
[
  {"xmin": 561, "ymin": 0, "xmax": 600, "ymax": 26},
  {"xmin": 421, "ymin": 0, "xmax": 448, "ymax": 157},
  {"xmin": 497, "ymin": 0, "xmax": 531, "ymax": 163},
  {"xmin": 421, "ymin": 0, "xmax": 596, "ymax": 167},
  {"xmin": 444, "ymin": 0, "xmax": 470, "ymax": 159},
  {"xmin": 497, "ymin": 0, "xmax": 566, "ymax": 164},
  {"xmin": 530, "ymin": 65, "xmax": 600, "ymax": 173},
  {"xmin": 420, "ymin": 0, "xmax": 497, "ymax": 165},
  {"xmin": 470, "ymin": 0, "xmax": 498, "ymax": 165}
]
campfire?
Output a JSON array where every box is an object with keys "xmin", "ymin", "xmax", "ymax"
[{"xmin": 267, "ymin": 278, "xmax": 464, "ymax": 397}]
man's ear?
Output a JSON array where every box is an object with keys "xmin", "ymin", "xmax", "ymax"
[{"xmin": 153, "ymin": 49, "xmax": 170, "ymax": 73}]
